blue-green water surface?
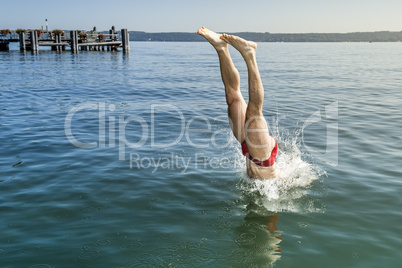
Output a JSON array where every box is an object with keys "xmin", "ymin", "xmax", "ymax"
[{"xmin": 1, "ymin": 42, "xmax": 402, "ymax": 267}]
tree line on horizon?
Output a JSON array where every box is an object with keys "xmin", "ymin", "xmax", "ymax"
[{"xmin": 127, "ymin": 31, "xmax": 402, "ymax": 42}]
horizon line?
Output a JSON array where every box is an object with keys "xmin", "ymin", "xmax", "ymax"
[
  {"xmin": 129, "ymin": 30, "xmax": 402, "ymax": 34},
  {"xmin": 3, "ymin": 28, "xmax": 402, "ymax": 35}
]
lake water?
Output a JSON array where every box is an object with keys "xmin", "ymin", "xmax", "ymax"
[{"xmin": 1, "ymin": 41, "xmax": 402, "ymax": 268}]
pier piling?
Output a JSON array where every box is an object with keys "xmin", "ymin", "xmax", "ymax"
[
  {"xmin": 70, "ymin": 31, "xmax": 78, "ymax": 53},
  {"xmin": 34, "ymin": 31, "xmax": 38, "ymax": 51},
  {"xmin": 121, "ymin": 28, "xmax": 129, "ymax": 53},
  {"xmin": 29, "ymin": 30, "xmax": 38, "ymax": 52},
  {"xmin": 56, "ymin": 33, "xmax": 62, "ymax": 52},
  {"xmin": 19, "ymin": 32, "xmax": 26, "ymax": 51},
  {"xmin": 54, "ymin": 34, "xmax": 58, "ymax": 51}
]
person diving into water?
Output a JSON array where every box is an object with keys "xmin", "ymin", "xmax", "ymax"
[{"xmin": 197, "ymin": 27, "xmax": 284, "ymax": 179}]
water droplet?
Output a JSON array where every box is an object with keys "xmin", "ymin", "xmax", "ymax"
[
  {"xmin": 195, "ymin": 209, "xmax": 208, "ymax": 215},
  {"xmin": 79, "ymin": 249, "xmax": 100, "ymax": 259},
  {"xmin": 29, "ymin": 265, "xmax": 53, "ymax": 268},
  {"xmin": 298, "ymin": 222, "xmax": 308, "ymax": 228},
  {"xmin": 194, "ymin": 198, "xmax": 207, "ymax": 204},
  {"xmin": 158, "ymin": 233, "xmax": 173, "ymax": 240},
  {"xmin": 135, "ymin": 253, "xmax": 154, "ymax": 261},
  {"xmin": 19, "ymin": 245, "xmax": 41, "ymax": 254},
  {"xmin": 95, "ymin": 239, "xmax": 110, "ymax": 246},
  {"xmin": 121, "ymin": 241, "xmax": 142, "ymax": 249},
  {"xmin": 235, "ymin": 233, "xmax": 257, "ymax": 246}
]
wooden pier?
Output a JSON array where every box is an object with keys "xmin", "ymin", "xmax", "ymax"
[{"xmin": 0, "ymin": 26, "xmax": 130, "ymax": 53}]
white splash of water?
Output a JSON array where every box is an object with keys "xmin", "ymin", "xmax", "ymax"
[{"xmin": 233, "ymin": 128, "xmax": 326, "ymax": 213}]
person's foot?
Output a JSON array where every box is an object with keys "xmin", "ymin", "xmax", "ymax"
[
  {"xmin": 220, "ymin": 34, "xmax": 257, "ymax": 59},
  {"xmin": 197, "ymin": 27, "xmax": 227, "ymax": 51}
]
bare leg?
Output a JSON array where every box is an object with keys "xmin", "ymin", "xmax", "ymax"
[
  {"xmin": 221, "ymin": 34, "xmax": 275, "ymax": 160},
  {"xmin": 197, "ymin": 27, "xmax": 246, "ymax": 142}
]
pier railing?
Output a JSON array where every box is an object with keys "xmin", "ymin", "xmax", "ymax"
[
  {"xmin": 78, "ymin": 33, "xmax": 119, "ymax": 42},
  {"xmin": 5, "ymin": 32, "xmax": 119, "ymax": 42}
]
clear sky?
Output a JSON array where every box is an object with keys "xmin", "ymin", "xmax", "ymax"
[{"xmin": 1, "ymin": 0, "xmax": 402, "ymax": 33}]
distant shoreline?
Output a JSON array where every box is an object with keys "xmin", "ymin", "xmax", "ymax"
[{"xmin": 126, "ymin": 31, "xmax": 402, "ymax": 42}]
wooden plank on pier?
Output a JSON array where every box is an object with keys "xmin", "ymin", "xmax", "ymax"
[
  {"xmin": 78, "ymin": 41, "xmax": 122, "ymax": 46},
  {"xmin": 39, "ymin": 42, "xmax": 69, "ymax": 46}
]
